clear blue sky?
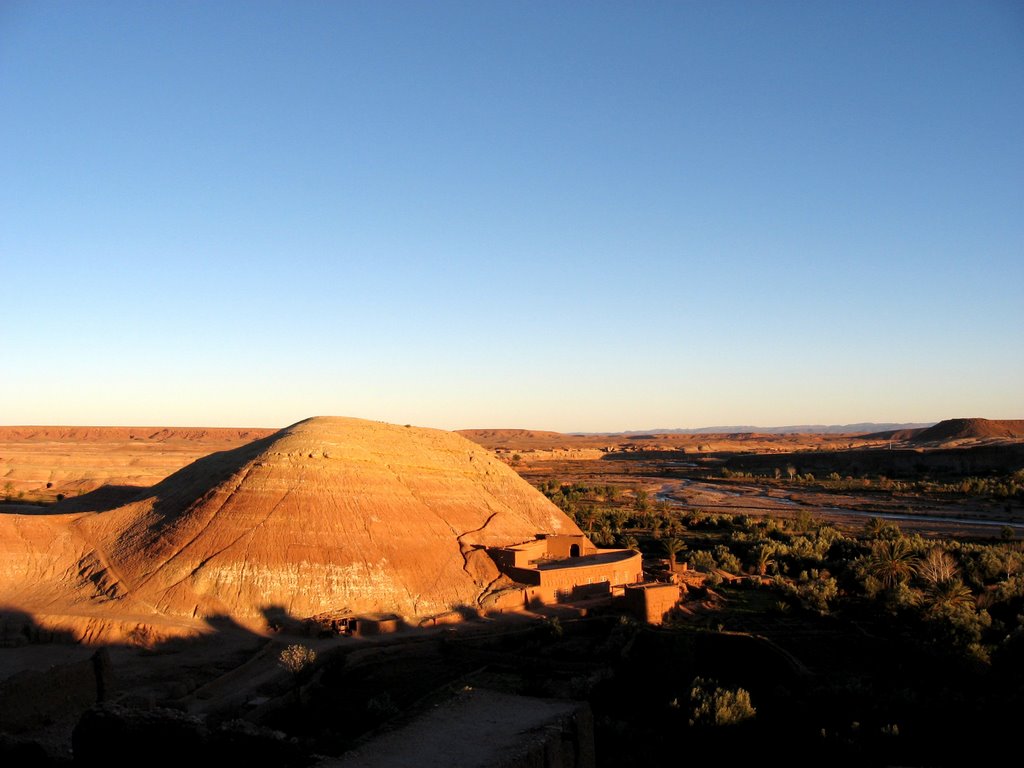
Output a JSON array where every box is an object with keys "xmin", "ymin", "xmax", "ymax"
[{"xmin": 2, "ymin": 1, "xmax": 1021, "ymax": 431}]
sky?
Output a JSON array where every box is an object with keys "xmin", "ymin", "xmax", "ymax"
[{"xmin": 1, "ymin": 1, "xmax": 1021, "ymax": 432}]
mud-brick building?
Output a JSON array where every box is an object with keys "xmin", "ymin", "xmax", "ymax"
[
  {"xmin": 623, "ymin": 582, "xmax": 683, "ymax": 625},
  {"xmin": 488, "ymin": 534, "xmax": 643, "ymax": 605}
]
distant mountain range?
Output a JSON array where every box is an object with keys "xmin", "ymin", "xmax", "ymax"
[{"xmin": 578, "ymin": 422, "xmax": 936, "ymax": 436}]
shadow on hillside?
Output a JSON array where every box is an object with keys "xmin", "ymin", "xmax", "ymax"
[
  {"xmin": 1, "ymin": 608, "xmax": 80, "ymax": 646},
  {"xmin": 0, "ymin": 431, "xmax": 286, "ymax": 521},
  {"xmin": 55, "ymin": 485, "xmax": 151, "ymax": 514},
  {"xmin": 137, "ymin": 433, "xmax": 282, "ymax": 526},
  {"xmin": 0, "ymin": 486, "xmax": 151, "ymax": 516},
  {"xmin": 18, "ymin": 432, "xmax": 285, "ymax": 524}
]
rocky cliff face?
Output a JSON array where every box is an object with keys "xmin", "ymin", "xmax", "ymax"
[{"xmin": 0, "ymin": 417, "xmax": 581, "ymax": 638}]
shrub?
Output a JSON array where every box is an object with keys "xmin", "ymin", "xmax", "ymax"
[
  {"xmin": 278, "ymin": 643, "xmax": 317, "ymax": 676},
  {"xmin": 688, "ymin": 550, "xmax": 717, "ymax": 573},
  {"xmin": 688, "ymin": 677, "xmax": 756, "ymax": 726},
  {"xmin": 786, "ymin": 569, "xmax": 839, "ymax": 615},
  {"xmin": 713, "ymin": 545, "xmax": 742, "ymax": 574}
]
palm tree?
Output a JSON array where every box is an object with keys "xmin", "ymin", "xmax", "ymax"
[
  {"xmin": 578, "ymin": 507, "xmax": 596, "ymax": 533},
  {"xmin": 868, "ymin": 538, "xmax": 918, "ymax": 589},
  {"xmin": 923, "ymin": 578, "xmax": 974, "ymax": 612},
  {"xmin": 663, "ymin": 537, "xmax": 686, "ymax": 570},
  {"xmin": 753, "ymin": 544, "xmax": 776, "ymax": 576},
  {"xmin": 634, "ymin": 489, "xmax": 650, "ymax": 513}
]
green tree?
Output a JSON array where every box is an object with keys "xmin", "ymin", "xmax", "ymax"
[
  {"xmin": 713, "ymin": 544, "xmax": 742, "ymax": 573},
  {"xmin": 663, "ymin": 537, "xmax": 686, "ymax": 569},
  {"xmin": 594, "ymin": 522, "xmax": 615, "ymax": 546},
  {"xmin": 689, "ymin": 549, "xmax": 717, "ymax": 573},
  {"xmin": 578, "ymin": 506, "xmax": 596, "ymax": 532},
  {"xmin": 634, "ymin": 489, "xmax": 650, "ymax": 513},
  {"xmin": 864, "ymin": 516, "xmax": 903, "ymax": 540},
  {"xmin": 868, "ymin": 538, "xmax": 919, "ymax": 589},
  {"xmin": 752, "ymin": 543, "xmax": 776, "ymax": 576},
  {"xmin": 792, "ymin": 508, "xmax": 818, "ymax": 533},
  {"xmin": 924, "ymin": 578, "xmax": 975, "ymax": 612}
]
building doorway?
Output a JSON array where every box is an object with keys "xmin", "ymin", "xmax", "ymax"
[{"xmin": 569, "ymin": 544, "xmax": 581, "ymax": 557}]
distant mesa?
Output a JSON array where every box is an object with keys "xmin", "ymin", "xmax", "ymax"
[
  {"xmin": 571, "ymin": 422, "xmax": 935, "ymax": 436},
  {"xmin": 910, "ymin": 418, "xmax": 1024, "ymax": 443},
  {"xmin": 0, "ymin": 417, "xmax": 587, "ymax": 641},
  {"xmin": 861, "ymin": 418, "xmax": 1024, "ymax": 444}
]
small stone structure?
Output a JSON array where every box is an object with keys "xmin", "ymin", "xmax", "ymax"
[
  {"xmin": 303, "ymin": 612, "xmax": 402, "ymax": 637},
  {"xmin": 489, "ymin": 534, "xmax": 643, "ymax": 605}
]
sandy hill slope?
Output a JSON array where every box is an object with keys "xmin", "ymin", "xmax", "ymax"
[
  {"xmin": 911, "ymin": 418, "xmax": 1024, "ymax": 443},
  {"xmin": 0, "ymin": 418, "xmax": 580, "ymax": 639}
]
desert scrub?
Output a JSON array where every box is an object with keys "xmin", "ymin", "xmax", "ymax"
[
  {"xmin": 687, "ymin": 677, "xmax": 756, "ymax": 727},
  {"xmin": 279, "ymin": 643, "xmax": 317, "ymax": 676}
]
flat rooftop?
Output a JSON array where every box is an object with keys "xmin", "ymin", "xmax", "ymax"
[
  {"xmin": 532, "ymin": 549, "xmax": 637, "ymax": 570},
  {"xmin": 324, "ymin": 688, "xmax": 591, "ymax": 768}
]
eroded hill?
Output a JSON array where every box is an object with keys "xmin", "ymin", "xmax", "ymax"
[{"xmin": 0, "ymin": 418, "xmax": 580, "ymax": 641}]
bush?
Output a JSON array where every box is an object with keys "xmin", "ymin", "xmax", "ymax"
[
  {"xmin": 925, "ymin": 604, "xmax": 992, "ymax": 654},
  {"xmin": 785, "ymin": 570, "xmax": 839, "ymax": 615},
  {"xmin": 688, "ymin": 550, "xmax": 717, "ymax": 573},
  {"xmin": 278, "ymin": 644, "xmax": 317, "ymax": 676},
  {"xmin": 688, "ymin": 677, "xmax": 756, "ymax": 726},
  {"xmin": 713, "ymin": 545, "xmax": 742, "ymax": 574}
]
